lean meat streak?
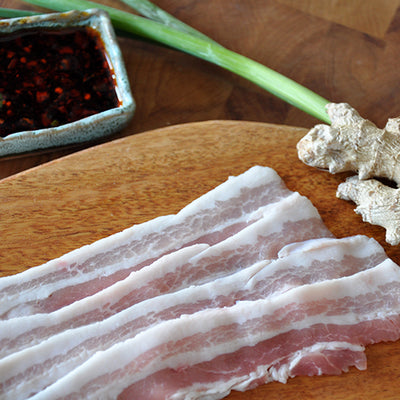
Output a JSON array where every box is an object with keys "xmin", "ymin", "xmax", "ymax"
[
  {"xmin": 28, "ymin": 259, "xmax": 400, "ymax": 400},
  {"xmin": 0, "ymin": 236, "xmax": 387, "ymax": 398},
  {"xmin": 0, "ymin": 166, "xmax": 292, "ymax": 319},
  {"xmin": 1, "ymin": 165, "xmax": 400, "ymax": 400},
  {"xmin": 0, "ymin": 192, "xmax": 331, "ymax": 359}
]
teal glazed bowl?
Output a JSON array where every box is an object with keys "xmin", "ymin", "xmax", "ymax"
[{"xmin": 0, "ymin": 9, "xmax": 135, "ymax": 156}]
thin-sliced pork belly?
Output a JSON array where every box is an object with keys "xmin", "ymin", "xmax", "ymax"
[
  {"xmin": 0, "ymin": 192, "xmax": 332, "ymax": 360},
  {"xmin": 29, "ymin": 259, "xmax": 400, "ymax": 400},
  {"xmin": 0, "ymin": 235, "xmax": 388, "ymax": 398},
  {"xmin": 0, "ymin": 166, "xmax": 293, "ymax": 319},
  {"xmin": 0, "ymin": 244, "xmax": 208, "ymax": 360}
]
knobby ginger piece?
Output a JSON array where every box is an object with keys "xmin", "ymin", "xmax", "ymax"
[
  {"xmin": 297, "ymin": 102, "xmax": 400, "ymax": 245},
  {"xmin": 297, "ymin": 103, "xmax": 400, "ymax": 183},
  {"xmin": 337, "ymin": 177, "xmax": 400, "ymax": 245}
]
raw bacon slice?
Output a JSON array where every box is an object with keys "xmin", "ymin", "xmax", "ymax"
[
  {"xmin": 0, "ymin": 244, "xmax": 208, "ymax": 360},
  {"xmin": 0, "ymin": 191, "xmax": 332, "ymax": 359},
  {"xmin": 0, "ymin": 165, "xmax": 293, "ymax": 319},
  {"xmin": 0, "ymin": 235, "xmax": 388, "ymax": 398},
  {"xmin": 28, "ymin": 259, "xmax": 400, "ymax": 400}
]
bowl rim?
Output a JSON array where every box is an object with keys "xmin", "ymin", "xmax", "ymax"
[{"xmin": 0, "ymin": 9, "xmax": 135, "ymax": 155}]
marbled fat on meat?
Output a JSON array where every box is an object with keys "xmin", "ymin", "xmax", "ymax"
[
  {"xmin": 28, "ymin": 259, "xmax": 400, "ymax": 400},
  {"xmin": 2, "ymin": 165, "xmax": 398, "ymax": 400},
  {"xmin": 0, "ymin": 235, "xmax": 386, "ymax": 398},
  {"xmin": 0, "ymin": 191, "xmax": 331, "ymax": 360},
  {"xmin": 0, "ymin": 166, "xmax": 292, "ymax": 319}
]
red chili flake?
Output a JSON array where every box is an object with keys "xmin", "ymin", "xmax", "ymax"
[
  {"xmin": 22, "ymin": 117, "xmax": 34, "ymax": 125},
  {"xmin": 7, "ymin": 58, "xmax": 17, "ymax": 70},
  {"xmin": 41, "ymin": 112, "xmax": 52, "ymax": 127},
  {"xmin": 33, "ymin": 76, "xmax": 44, "ymax": 86},
  {"xmin": 27, "ymin": 60, "xmax": 38, "ymax": 68},
  {"xmin": 0, "ymin": 27, "xmax": 119, "ymax": 137},
  {"xmin": 57, "ymin": 105, "xmax": 67, "ymax": 114},
  {"xmin": 36, "ymin": 91, "xmax": 49, "ymax": 103},
  {"xmin": 22, "ymin": 81, "xmax": 34, "ymax": 88},
  {"xmin": 60, "ymin": 58, "xmax": 71, "ymax": 70},
  {"xmin": 59, "ymin": 46, "xmax": 74, "ymax": 55}
]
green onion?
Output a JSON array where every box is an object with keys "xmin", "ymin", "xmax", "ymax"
[
  {"xmin": 118, "ymin": 0, "xmax": 218, "ymax": 44},
  {"xmin": 20, "ymin": 0, "xmax": 330, "ymax": 123},
  {"xmin": 0, "ymin": 8, "xmax": 40, "ymax": 18}
]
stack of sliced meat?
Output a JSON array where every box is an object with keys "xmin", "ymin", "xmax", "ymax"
[{"xmin": 0, "ymin": 165, "xmax": 399, "ymax": 400}]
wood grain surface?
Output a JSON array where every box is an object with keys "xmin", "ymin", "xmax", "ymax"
[
  {"xmin": 0, "ymin": 121, "xmax": 399, "ymax": 399},
  {"xmin": 2, "ymin": 0, "xmax": 400, "ymax": 179}
]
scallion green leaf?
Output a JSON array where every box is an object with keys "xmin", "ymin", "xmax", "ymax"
[
  {"xmin": 118, "ymin": 0, "xmax": 218, "ymax": 44},
  {"xmin": 0, "ymin": 8, "xmax": 40, "ymax": 18},
  {"xmin": 20, "ymin": 0, "xmax": 330, "ymax": 123}
]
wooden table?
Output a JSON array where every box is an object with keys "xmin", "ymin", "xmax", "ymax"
[
  {"xmin": 2, "ymin": 2, "xmax": 400, "ymax": 399},
  {"xmin": 1, "ymin": 0, "xmax": 400, "ymax": 178}
]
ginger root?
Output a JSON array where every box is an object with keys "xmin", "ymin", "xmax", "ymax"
[
  {"xmin": 297, "ymin": 102, "xmax": 400, "ymax": 245},
  {"xmin": 338, "ymin": 177, "xmax": 400, "ymax": 245}
]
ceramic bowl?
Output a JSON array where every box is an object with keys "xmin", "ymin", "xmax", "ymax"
[{"xmin": 0, "ymin": 9, "xmax": 135, "ymax": 156}]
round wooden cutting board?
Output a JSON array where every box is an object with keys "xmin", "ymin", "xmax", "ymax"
[{"xmin": 0, "ymin": 120, "xmax": 399, "ymax": 399}]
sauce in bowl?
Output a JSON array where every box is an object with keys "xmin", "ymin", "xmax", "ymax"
[{"xmin": 0, "ymin": 26, "xmax": 120, "ymax": 137}]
